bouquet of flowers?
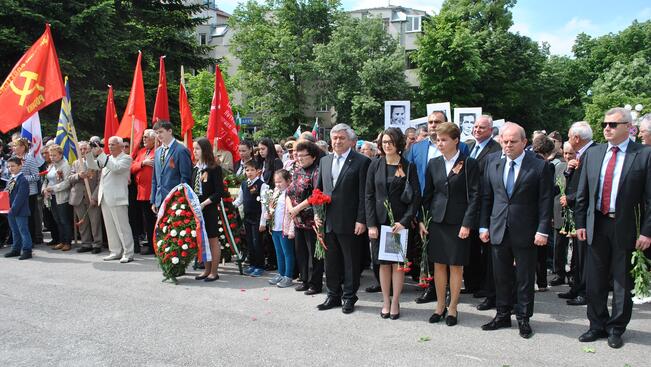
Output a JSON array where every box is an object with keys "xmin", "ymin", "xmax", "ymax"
[
  {"xmin": 418, "ymin": 207, "xmax": 433, "ymax": 288},
  {"xmin": 153, "ymin": 184, "xmax": 206, "ymax": 284},
  {"xmin": 557, "ymin": 176, "xmax": 576, "ymax": 237},
  {"xmin": 223, "ymin": 172, "xmax": 245, "ymax": 189},
  {"xmin": 308, "ymin": 188, "xmax": 331, "ymax": 260},
  {"xmin": 632, "ymin": 205, "xmax": 651, "ymax": 301},
  {"xmin": 384, "ymin": 199, "xmax": 412, "ymax": 272},
  {"xmin": 261, "ymin": 188, "xmax": 280, "ymax": 231}
]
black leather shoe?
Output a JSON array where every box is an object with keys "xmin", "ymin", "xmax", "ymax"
[
  {"xmin": 518, "ymin": 319, "xmax": 533, "ymax": 339},
  {"xmin": 91, "ymin": 248, "xmax": 102, "ymax": 254},
  {"xmin": 195, "ymin": 274, "xmax": 208, "ymax": 280},
  {"xmin": 549, "ymin": 275, "xmax": 565, "ymax": 286},
  {"xmin": 19, "ymin": 252, "xmax": 32, "ymax": 260},
  {"xmin": 415, "ymin": 286, "xmax": 437, "ymax": 304},
  {"xmin": 481, "ymin": 317, "xmax": 512, "ymax": 331},
  {"xmin": 578, "ymin": 329, "xmax": 608, "ymax": 342},
  {"xmin": 445, "ymin": 313, "xmax": 458, "ymax": 326},
  {"xmin": 365, "ymin": 285, "xmax": 381, "ymax": 293},
  {"xmin": 4, "ymin": 250, "xmax": 20, "ymax": 258},
  {"xmin": 428, "ymin": 308, "xmax": 447, "ymax": 323},
  {"xmin": 204, "ymin": 275, "xmax": 219, "ymax": 282},
  {"xmin": 566, "ymin": 295, "xmax": 587, "ymax": 306},
  {"xmin": 304, "ymin": 288, "xmax": 322, "ymax": 295},
  {"xmin": 389, "ymin": 313, "xmax": 400, "ymax": 320},
  {"xmin": 380, "ymin": 311, "xmax": 390, "ymax": 319},
  {"xmin": 558, "ymin": 291, "xmax": 576, "ymax": 299},
  {"xmin": 317, "ymin": 297, "xmax": 342, "ymax": 311},
  {"xmin": 477, "ymin": 298, "xmax": 496, "ymax": 311},
  {"xmin": 607, "ymin": 334, "xmax": 623, "ymax": 349},
  {"xmin": 77, "ymin": 247, "xmax": 93, "ymax": 253},
  {"xmin": 342, "ymin": 299, "xmax": 356, "ymax": 314},
  {"xmin": 295, "ymin": 283, "xmax": 310, "ymax": 292}
]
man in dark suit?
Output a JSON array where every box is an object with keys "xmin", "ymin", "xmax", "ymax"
[
  {"xmin": 575, "ymin": 107, "xmax": 651, "ymax": 349},
  {"xmin": 150, "ymin": 120, "xmax": 192, "ymax": 212},
  {"xmin": 464, "ymin": 115, "xmax": 503, "ymax": 301},
  {"xmin": 316, "ymin": 123, "xmax": 371, "ymax": 314},
  {"xmin": 556, "ymin": 121, "xmax": 596, "ymax": 306},
  {"xmin": 479, "ymin": 122, "xmax": 553, "ymax": 339}
]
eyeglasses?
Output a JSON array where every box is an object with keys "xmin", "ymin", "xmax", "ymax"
[
  {"xmin": 601, "ymin": 121, "xmax": 628, "ymax": 129},
  {"xmin": 381, "ymin": 140, "xmax": 395, "ymax": 146}
]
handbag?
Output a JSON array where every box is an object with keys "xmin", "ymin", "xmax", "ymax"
[{"xmin": 400, "ymin": 163, "xmax": 413, "ymax": 204}]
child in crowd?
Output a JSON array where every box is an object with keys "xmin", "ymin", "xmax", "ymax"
[
  {"xmin": 262, "ymin": 169, "xmax": 295, "ymax": 288},
  {"xmin": 4, "ymin": 157, "xmax": 32, "ymax": 260},
  {"xmin": 233, "ymin": 160, "xmax": 268, "ymax": 277}
]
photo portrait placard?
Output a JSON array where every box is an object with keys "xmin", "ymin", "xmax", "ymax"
[
  {"xmin": 426, "ymin": 102, "xmax": 451, "ymax": 122},
  {"xmin": 454, "ymin": 107, "xmax": 482, "ymax": 142},
  {"xmin": 384, "ymin": 101, "xmax": 411, "ymax": 132},
  {"xmin": 378, "ymin": 225, "xmax": 408, "ymax": 262}
]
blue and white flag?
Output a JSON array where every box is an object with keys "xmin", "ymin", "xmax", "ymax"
[{"xmin": 20, "ymin": 112, "xmax": 45, "ymax": 166}]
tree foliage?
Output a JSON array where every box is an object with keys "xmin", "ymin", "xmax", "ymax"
[{"xmin": 0, "ymin": 0, "xmax": 212, "ymax": 138}]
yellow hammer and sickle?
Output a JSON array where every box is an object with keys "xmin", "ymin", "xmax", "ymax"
[{"xmin": 9, "ymin": 71, "xmax": 44, "ymax": 106}]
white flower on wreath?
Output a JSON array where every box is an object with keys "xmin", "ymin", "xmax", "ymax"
[
  {"xmin": 163, "ymin": 226, "xmax": 167, "ymax": 233},
  {"xmin": 172, "ymin": 204, "xmax": 178, "ymax": 210},
  {"xmin": 220, "ymin": 235, "xmax": 225, "ymax": 240},
  {"xmin": 171, "ymin": 257, "xmax": 179, "ymax": 264},
  {"xmin": 175, "ymin": 209, "xmax": 182, "ymax": 216},
  {"xmin": 157, "ymin": 240, "xmax": 163, "ymax": 248},
  {"xmin": 165, "ymin": 247, "xmax": 171, "ymax": 253},
  {"xmin": 170, "ymin": 229, "xmax": 178, "ymax": 237},
  {"xmin": 219, "ymin": 227, "xmax": 223, "ymax": 232},
  {"xmin": 180, "ymin": 229, "xmax": 186, "ymax": 237},
  {"xmin": 191, "ymin": 230, "xmax": 197, "ymax": 237},
  {"xmin": 182, "ymin": 244, "xmax": 188, "ymax": 250},
  {"xmin": 226, "ymin": 244, "xmax": 230, "ymax": 248},
  {"xmin": 180, "ymin": 204, "xmax": 186, "ymax": 209},
  {"xmin": 256, "ymin": 196, "xmax": 261, "ymax": 202},
  {"xmin": 167, "ymin": 218, "xmax": 172, "ymax": 223}
]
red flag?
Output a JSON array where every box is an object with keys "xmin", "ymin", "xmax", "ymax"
[
  {"xmin": 0, "ymin": 24, "xmax": 65, "ymax": 133},
  {"xmin": 152, "ymin": 56, "xmax": 169, "ymax": 124},
  {"xmin": 207, "ymin": 65, "xmax": 239, "ymax": 161},
  {"xmin": 103, "ymin": 85, "xmax": 120, "ymax": 154},
  {"xmin": 116, "ymin": 51, "xmax": 147, "ymax": 157},
  {"xmin": 179, "ymin": 66, "xmax": 194, "ymax": 160}
]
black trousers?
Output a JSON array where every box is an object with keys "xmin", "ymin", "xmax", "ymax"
[
  {"xmin": 463, "ymin": 230, "xmax": 483, "ymax": 291},
  {"xmin": 28, "ymin": 194, "xmax": 43, "ymax": 243},
  {"xmin": 294, "ymin": 228, "xmax": 324, "ymax": 291},
  {"xmin": 136, "ymin": 200, "xmax": 156, "ymax": 250},
  {"xmin": 553, "ymin": 229, "xmax": 570, "ymax": 276},
  {"xmin": 536, "ymin": 245, "xmax": 548, "ymax": 288},
  {"xmin": 480, "ymin": 237, "xmax": 496, "ymax": 300},
  {"xmin": 492, "ymin": 230, "xmax": 537, "ymax": 319},
  {"xmin": 586, "ymin": 213, "xmax": 633, "ymax": 336},
  {"xmin": 244, "ymin": 222, "xmax": 264, "ymax": 268},
  {"xmin": 325, "ymin": 232, "xmax": 361, "ymax": 301},
  {"xmin": 570, "ymin": 238, "xmax": 587, "ymax": 298}
]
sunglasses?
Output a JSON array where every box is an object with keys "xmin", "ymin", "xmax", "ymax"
[{"xmin": 601, "ymin": 121, "xmax": 628, "ymax": 129}]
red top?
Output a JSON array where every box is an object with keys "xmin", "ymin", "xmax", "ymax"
[{"xmin": 130, "ymin": 147, "xmax": 155, "ymax": 201}]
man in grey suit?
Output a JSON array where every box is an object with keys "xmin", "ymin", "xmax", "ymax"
[
  {"xmin": 68, "ymin": 141, "xmax": 103, "ymax": 254},
  {"xmin": 575, "ymin": 107, "xmax": 651, "ymax": 349},
  {"xmin": 479, "ymin": 123, "xmax": 553, "ymax": 339}
]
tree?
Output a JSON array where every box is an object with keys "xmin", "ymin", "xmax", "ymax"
[
  {"xmin": 0, "ymin": 0, "xmax": 212, "ymax": 138},
  {"xmin": 229, "ymin": 0, "xmax": 342, "ymax": 139},
  {"xmin": 313, "ymin": 17, "xmax": 411, "ymax": 138}
]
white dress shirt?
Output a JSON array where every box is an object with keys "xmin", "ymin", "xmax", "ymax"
[
  {"xmin": 503, "ymin": 151, "xmax": 525, "ymax": 189},
  {"xmin": 443, "ymin": 150, "xmax": 461, "ymax": 176},
  {"xmin": 597, "ymin": 139, "xmax": 629, "ymax": 213},
  {"xmin": 576, "ymin": 140, "xmax": 594, "ymax": 159},
  {"xmin": 470, "ymin": 138, "xmax": 491, "ymax": 159},
  {"xmin": 331, "ymin": 147, "xmax": 351, "ymax": 185},
  {"xmin": 427, "ymin": 139, "xmax": 442, "ymax": 162}
]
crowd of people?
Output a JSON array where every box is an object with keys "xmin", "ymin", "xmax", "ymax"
[{"xmin": 2, "ymin": 108, "xmax": 651, "ymax": 349}]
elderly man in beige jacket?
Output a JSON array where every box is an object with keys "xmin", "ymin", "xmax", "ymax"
[{"xmin": 99, "ymin": 136, "xmax": 135, "ymax": 263}]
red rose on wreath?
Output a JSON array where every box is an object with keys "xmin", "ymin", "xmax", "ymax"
[{"xmin": 181, "ymin": 251, "xmax": 188, "ymax": 257}]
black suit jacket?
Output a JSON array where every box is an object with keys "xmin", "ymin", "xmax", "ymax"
[
  {"xmin": 191, "ymin": 165, "xmax": 225, "ymax": 204},
  {"xmin": 564, "ymin": 142, "xmax": 597, "ymax": 208},
  {"xmin": 317, "ymin": 150, "xmax": 371, "ymax": 234},
  {"xmin": 365, "ymin": 157, "xmax": 421, "ymax": 228},
  {"xmin": 480, "ymin": 150, "xmax": 554, "ymax": 246},
  {"xmin": 575, "ymin": 141, "xmax": 651, "ymax": 248},
  {"xmin": 422, "ymin": 153, "xmax": 480, "ymax": 228},
  {"xmin": 468, "ymin": 139, "xmax": 502, "ymax": 164}
]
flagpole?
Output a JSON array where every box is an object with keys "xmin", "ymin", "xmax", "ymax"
[{"xmin": 181, "ymin": 65, "xmax": 189, "ymax": 150}]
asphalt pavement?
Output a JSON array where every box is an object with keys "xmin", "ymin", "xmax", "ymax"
[{"xmin": 0, "ymin": 245, "xmax": 649, "ymax": 367}]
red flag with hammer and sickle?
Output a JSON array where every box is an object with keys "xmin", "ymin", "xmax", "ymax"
[{"xmin": 0, "ymin": 24, "xmax": 65, "ymax": 133}]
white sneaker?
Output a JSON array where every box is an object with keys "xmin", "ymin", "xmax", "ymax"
[
  {"xmin": 103, "ymin": 254, "xmax": 121, "ymax": 261},
  {"xmin": 277, "ymin": 276, "xmax": 294, "ymax": 288},
  {"xmin": 268, "ymin": 274, "xmax": 283, "ymax": 285}
]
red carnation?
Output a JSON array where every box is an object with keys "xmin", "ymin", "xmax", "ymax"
[
  {"xmin": 189, "ymin": 243, "xmax": 197, "ymax": 249},
  {"xmin": 183, "ymin": 219, "xmax": 190, "ymax": 224},
  {"xmin": 223, "ymin": 197, "xmax": 233, "ymax": 203},
  {"xmin": 178, "ymin": 197, "xmax": 185, "ymax": 203},
  {"xmin": 181, "ymin": 251, "xmax": 188, "ymax": 257},
  {"xmin": 230, "ymin": 223, "xmax": 236, "ymax": 229},
  {"xmin": 171, "ymin": 251, "xmax": 178, "ymax": 257}
]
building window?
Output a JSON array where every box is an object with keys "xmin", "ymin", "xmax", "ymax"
[
  {"xmin": 317, "ymin": 95, "xmax": 329, "ymax": 112},
  {"xmin": 405, "ymin": 16, "xmax": 421, "ymax": 32},
  {"xmin": 200, "ymin": 33, "xmax": 207, "ymax": 45}
]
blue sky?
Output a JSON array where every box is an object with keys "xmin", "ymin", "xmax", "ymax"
[{"xmin": 217, "ymin": 0, "xmax": 651, "ymax": 55}]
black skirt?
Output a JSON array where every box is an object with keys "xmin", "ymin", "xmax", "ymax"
[
  {"xmin": 202, "ymin": 202, "xmax": 220, "ymax": 238},
  {"xmin": 428, "ymin": 222, "xmax": 470, "ymax": 266}
]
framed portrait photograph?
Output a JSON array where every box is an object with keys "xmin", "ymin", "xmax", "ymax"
[
  {"xmin": 454, "ymin": 107, "xmax": 482, "ymax": 142},
  {"xmin": 378, "ymin": 225, "xmax": 408, "ymax": 262},
  {"xmin": 492, "ymin": 118, "xmax": 505, "ymax": 137},
  {"xmin": 426, "ymin": 102, "xmax": 451, "ymax": 122},
  {"xmin": 384, "ymin": 101, "xmax": 411, "ymax": 132}
]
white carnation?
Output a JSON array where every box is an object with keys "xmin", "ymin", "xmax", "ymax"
[
  {"xmin": 172, "ymin": 204, "xmax": 178, "ymax": 210},
  {"xmin": 191, "ymin": 230, "xmax": 197, "ymax": 237},
  {"xmin": 180, "ymin": 230, "xmax": 186, "ymax": 237},
  {"xmin": 165, "ymin": 247, "xmax": 170, "ymax": 253},
  {"xmin": 180, "ymin": 204, "xmax": 186, "ymax": 209},
  {"xmin": 175, "ymin": 209, "xmax": 182, "ymax": 216},
  {"xmin": 219, "ymin": 227, "xmax": 223, "ymax": 232},
  {"xmin": 182, "ymin": 244, "xmax": 188, "ymax": 250},
  {"xmin": 170, "ymin": 229, "xmax": 178, "ymax": 237},
  {"xmin": 220, "ymin": 235, "xmax": 225, "ymax": 240},
  {"xmin": 163, "ymin": 226, "xmax": 167, "ymax": 233},
  {"xmin": 157, "ymin": 240, "xmax": 163, "ymax": 247},
  {"xmin": 171, "ymin": 257, "xmax": 179, "ymax": 264}
]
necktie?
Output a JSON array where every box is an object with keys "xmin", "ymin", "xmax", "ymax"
[
  {"xmin": 600, "ymin": 146, "xmax": 619, "ymax": 214},
  {"xmin": 506, "ymin": 160, "xmax": 516, "ymax": 198},
  {"xmin": 160, "ymin": 146, "xmax": 168, "ymax": 166},
  {"xmin": 332, "ymin": 155, "xmax": 342, "ymax": 185},
  {"xmin": 471, "ymin": 145, "xmax": 481, "ymax": 159},
  {"xmin": 194, "ymin": 168, "xmax": 203, "ymax": 195}
]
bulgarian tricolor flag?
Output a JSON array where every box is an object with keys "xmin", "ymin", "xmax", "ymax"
[
  {"xmin": 311, "ymin": 117, "xmax": 319, "ymax": 140},
  {"xmin": 293, "ymin": 125, "xmax": 301, "ymax": 139}
]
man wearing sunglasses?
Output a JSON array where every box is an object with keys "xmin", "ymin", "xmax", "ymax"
[{"xmin": 575, "ymin": 107, "xmax": 651, "ymax": 349}]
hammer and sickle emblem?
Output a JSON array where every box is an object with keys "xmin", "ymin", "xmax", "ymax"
[{"xmin": 10, "ymin": 71, "xmax": 45, "ymax": 106}]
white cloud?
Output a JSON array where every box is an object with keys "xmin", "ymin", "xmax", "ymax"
[
  {"xmin": 349, "ymin": 0, "xmax": 444, "ymax": 15},
  {"xmin": 510, "ymin": 17, "xmax": 596, "ymax": 56}
]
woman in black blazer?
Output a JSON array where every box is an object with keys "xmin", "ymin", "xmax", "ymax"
[
  {"xmin": 192, "ymin": 138, "xmax": 225, "ymax": 282},
  {"xmin": 419, "ymin": 122, "xmax": 480, "ymax": 326},
  {"xmin": 366, "ymin": 128, "xmax": 421, "ymax": 319},
  {"xmin": 257, "ymin": 138, "xmax": 283, "ymax": 188}
]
